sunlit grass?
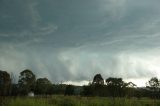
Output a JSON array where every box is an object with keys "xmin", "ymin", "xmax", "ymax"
[{"xmin": 5, "ymin": 96, "xmax": 160, "ymax": 106}]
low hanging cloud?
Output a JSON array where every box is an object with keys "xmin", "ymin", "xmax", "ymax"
[
  {"xmin": 1, "ymin": 46, "xmax": 159, "ymax": 87},
  {"xmin": 0, "ymin": 0, "xmax": 160, "ymax": 86}
]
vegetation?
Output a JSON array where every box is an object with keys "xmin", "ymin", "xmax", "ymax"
[
  {"xmin": 92, "ymin": 74, "xmax": 104, "ymax": 85},
  {"xmin": 0, "ymin": 70, "xmax": 11, "ymax": 96},
  {"xmin": 65, "ymin": 85, "xmax": 75, "ymax": 95},
  {"xmin": 35, "ymin": 78, "xmax": 52, "ymax": 95},
  {"xmin": 18, "ymin": 69, "xmax": 36, "ymax": 95},
  {"xmin": 1, "ymin": 69, "xmax": 160, "ymax": 105},
  {"xmin": 2, "ymin": 96, "xmax": 160, "ymax": 106}
]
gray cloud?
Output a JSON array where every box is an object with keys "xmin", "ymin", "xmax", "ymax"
[{"xmin": 0, "ymin": 0, "xmax": 160, "ymax": 86}]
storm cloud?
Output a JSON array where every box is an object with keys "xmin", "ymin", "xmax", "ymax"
[{"xmin": 0, "ymin": 0, "xmax": 160, "ymax": 86}]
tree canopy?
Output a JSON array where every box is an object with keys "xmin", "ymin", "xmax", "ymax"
[
  {"xmin": 18, "ymin": 69, "xmax": 36, "ymax": 95},
  {"xmin": 35, "ymin": 78, "xmax": 52, "ymax": 95},
  {"xmin": 0, "ymin": 70, "xmax": 11, "ymax": 96},
  {"xmin": 92, "ymin": 74, "xmax": 104, "ymax": 85},
  {"xmin": 147, "ymin": 77, "xmax": 160, "ymax": 91}
]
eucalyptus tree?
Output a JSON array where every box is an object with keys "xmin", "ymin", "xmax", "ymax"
[
  {"xmin": 0, "ymin": 70, "xmax": 11, "ymax": 96},
  {"xmin": 18, "ymin": 69, "xmax": 36, "ymax": 95}
]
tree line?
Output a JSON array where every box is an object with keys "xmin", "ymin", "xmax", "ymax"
[{"xmin": 0, "ymin": 69, "xmax": 160, "ymax": 98}]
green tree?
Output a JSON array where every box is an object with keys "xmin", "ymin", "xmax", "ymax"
[
  {"xmin": 123, "ymin": 82, "xmax": 137, "ymax": 97},
  {"xmin": 51, "ymin": 84, "xmax": 67, "ymax": 95},
  {"xmin": 65, "ymin": 85, "xmax": 75, "ymax": 95},
  {"xmin": 35, "ymin": 78, "xmax": 52, "ymax": 95},
  {"xmin": 124, "ymin": 82, "xmax": 137, "ymax": 88},
  {"xmin": 82, "ymin": 74, "xmax": 105, "ymax": 96},
  {"xmin": 92, "ymin": 74, "xmax": 104, "ymax": 85},
  {"xmin": 18, "ymin": 69, "xmax": 36, "ymax": 95},
  {"xmin": 0, "ymin": 70, "xmax": 11, "ymax": 96},
  {"xmin": 81, "ymin": 85, "xmax": 94, "ymax": 96},
  {"xmin": 147, "ymin": 77, "xmax": 159, "ymax": 91},
  {"xmin": 106, "ymin": 77, "xmax": 125, "ymax": 97},
  {"xmin": 106, "ymin": 77, "xmax": 124, "ymax": 86}
]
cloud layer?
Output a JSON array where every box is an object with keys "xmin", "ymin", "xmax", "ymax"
[{"xmin": 0, "ymin": 0, "xmax": 160, "ymax": 86}]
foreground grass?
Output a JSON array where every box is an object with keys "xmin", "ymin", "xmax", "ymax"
[{"xmin": 3, "ymin": 96, "xmax": 160, "ymax": 106}]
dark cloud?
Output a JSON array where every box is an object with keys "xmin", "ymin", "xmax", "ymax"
[{"xmin": 0, "ymin": 0, "xmax": 160, "ymax": 86}]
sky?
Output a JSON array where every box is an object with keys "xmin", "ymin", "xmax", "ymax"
[{"xmin": 1, "ymin": 0, "xmax": 160, "ymax": 87}]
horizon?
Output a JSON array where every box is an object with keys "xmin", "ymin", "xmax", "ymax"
[
  {"xmin": 1, "ymin": 0, "xmax": 160, "ymax": 87},
  {"xmin": 10, "ymin": 70, "xmax": 152, "ymax": 87},
  {"xmin": 61, "ymin": 78, "xmax": 149, "ymax": 87}
]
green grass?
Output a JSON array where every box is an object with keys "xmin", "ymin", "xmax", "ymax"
[{"xmin": 3, "ymin": 96, "xmax": 160, "ymax": 106}]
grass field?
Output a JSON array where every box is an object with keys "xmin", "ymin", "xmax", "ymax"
[{"xmin": 1, "ymin": 96, "xmax": 160, "ymax": 106}]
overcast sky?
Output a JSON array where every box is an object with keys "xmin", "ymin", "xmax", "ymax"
[{"xmin": 1, "ymin": 0, "xmax": 160, "ymax": 86}]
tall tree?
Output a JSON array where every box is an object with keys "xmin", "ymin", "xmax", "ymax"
[
  {"xmin": 18, "ymin": 69, "xmax": 36, "ymax": 95},
  {"xmin": 106, "ymin": 77, "xmax": 125, "ymax": 97},
  {"xmin": 106, "ymin": 77, "xmax": 124, "ymax": 87},
  {"xmin": 92, "ymin": 74, "xmax": 104, "ymax": 85},
  {"xmin": 35, "ymin": 78, "xmax": 52, "ymax": 95},
  {"xmin": 147, "ymin": 77, "xmax": 160, "ymax": 91},
  {"xmin": 123, "ymin": 82, "xmax": 137, "ymax": 97},
  {"xmin": 0, "ymin": 70, "xmax": 11, "ymax": 96}
]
